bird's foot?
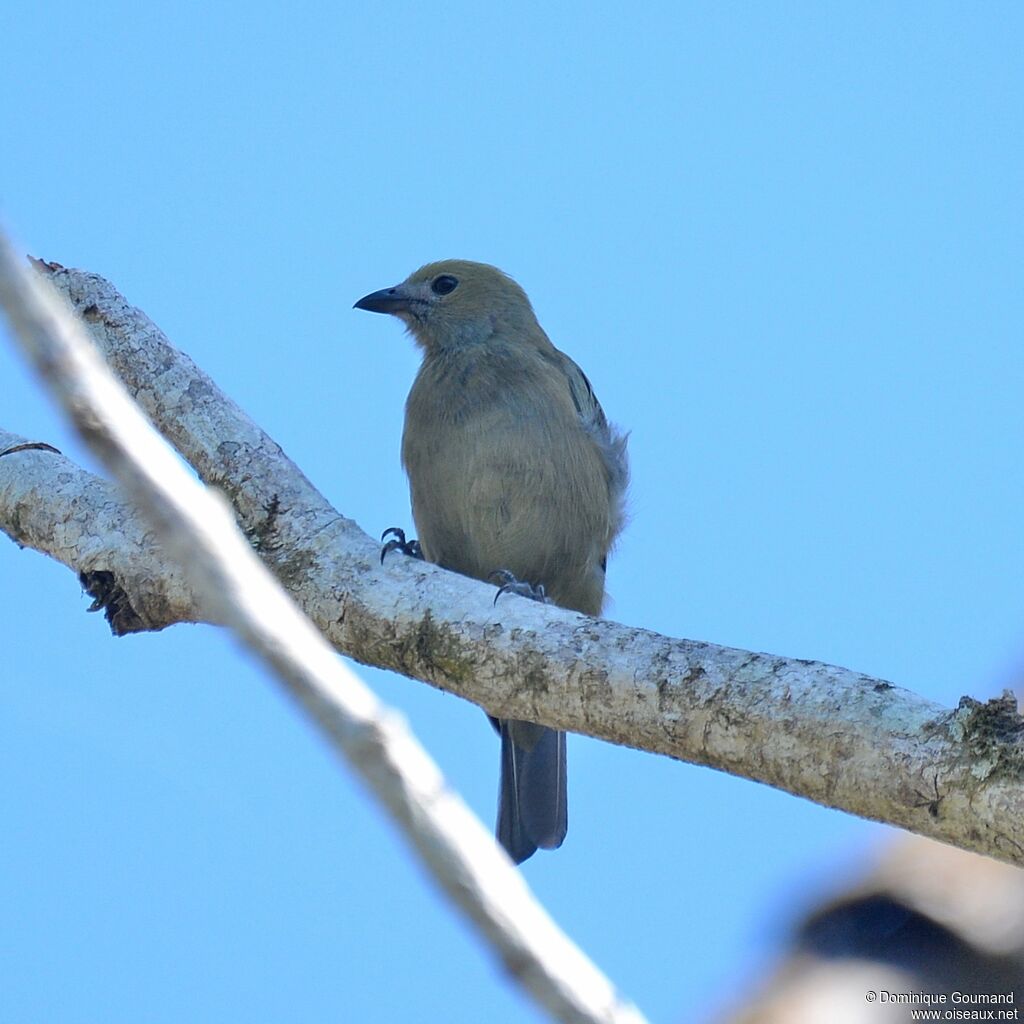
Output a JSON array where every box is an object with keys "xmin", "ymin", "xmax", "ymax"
[
  {"xmin": 380, "ymin": 527, "xmax": 423, "ymax": 564},
  {"xmin": 489, "ymin": 570, "xmax": 548, "ymax": 606}
]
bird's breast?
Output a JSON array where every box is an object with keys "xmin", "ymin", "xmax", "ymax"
[{"xmin": 400, "ymin": 348, "xmax": 610, "ymax": 614}]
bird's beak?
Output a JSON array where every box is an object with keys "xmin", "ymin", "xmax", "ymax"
[{"xmin": 353, "ymin": 284, "xmax": 414, "ymax": 315}]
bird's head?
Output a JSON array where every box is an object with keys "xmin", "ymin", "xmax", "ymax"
[{"xmin": 354, "ymin": 259, "xmax": 541, "ymax": 352}]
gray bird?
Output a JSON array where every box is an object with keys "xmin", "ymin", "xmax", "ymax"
[{"xmin": 355, "ymin": 260, "xmax": 628, "ymax": 863}]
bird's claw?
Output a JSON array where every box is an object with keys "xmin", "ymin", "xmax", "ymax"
[
  {"xmin": 489, "ymin": 569, "xmax": 548, "ymax": 606},
  {"xmin": 380, "ymin": 527, "xmax": 423, "ymax": 564}
]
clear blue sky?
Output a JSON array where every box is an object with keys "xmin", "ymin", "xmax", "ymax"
[{"xmin": 2, "ymin": 3, "xmax": 1021, "ymax": 1021}]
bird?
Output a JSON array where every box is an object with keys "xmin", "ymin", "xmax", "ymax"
[{"xmin": 354, "ymin": 260, "xmax": 628, "ymax": 863}]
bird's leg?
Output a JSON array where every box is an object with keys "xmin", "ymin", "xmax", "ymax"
[
  {"xmin": 489, "ymin": 569, "xmax": 548, "ymax": 606},
  {"xmin": 380, "ymin": 527, "xmax": 424, "ymax": 564}
]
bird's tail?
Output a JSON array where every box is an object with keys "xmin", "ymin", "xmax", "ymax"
[{"xmin": 495, "ymin": 719, "xmax": 567, "ymax": 864}]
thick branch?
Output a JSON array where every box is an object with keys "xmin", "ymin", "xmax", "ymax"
[{"xmin": 5, "ymin": 260, "xmax": 1024, "ymax": 869}]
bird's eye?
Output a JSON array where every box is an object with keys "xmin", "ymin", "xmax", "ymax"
[{"xmin": 431, "ymin": 275, "xmax": 459, "ymax": 296}]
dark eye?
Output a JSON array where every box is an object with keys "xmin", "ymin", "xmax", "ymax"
[{"xmin": 431, "ymin": 274, "xmax": 459, "ymax": 296}]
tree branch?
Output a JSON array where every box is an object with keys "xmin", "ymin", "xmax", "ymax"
[
  {"xmin": 4, "ymin": 258, "xmax": 1024, "ymax": 872},
  {"xmin": 0, "ymin": 427, "xmax": 201, "ymax": 630}
]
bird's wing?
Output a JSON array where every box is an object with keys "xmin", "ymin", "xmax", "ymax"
[
  {"xmin": 555, "ymin": 350, "xmax": 630, "ymax": 496},
  {"xmin": 541, "ymin": 350, "xmax": 630, "ymax": 558}
]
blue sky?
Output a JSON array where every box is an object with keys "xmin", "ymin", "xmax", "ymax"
[{"xmin": 2, "ymin": 3, "xmax": 1022, "ymax": 1021}]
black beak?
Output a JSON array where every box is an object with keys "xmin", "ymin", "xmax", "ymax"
[{"xmin": 353, "ymin": 285, "xmax": 412, "ymax": 314}]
